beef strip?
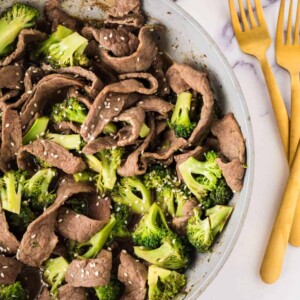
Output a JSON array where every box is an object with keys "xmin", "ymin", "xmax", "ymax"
[
  {"xmin": 172, "ymin": 199, "xmax": 199, "ymax": 234},
  {"xmin": 90, "ymin": 59, "xmax": 119, "ymax": 85},
  {"xmin": 0, "ymin": 256, "xmax": 23, "ymax": 285},
  {"xmin": 211, "ymin": 113, "xmax": 246, "ymax": 163},
  {"xmin": 37, "ymin": 287, "xmax": 52, "ymax": 300},
  {"xmin": 45, "ymin": 0, "xmax": 79, "ymax": 31},
  {"xmin": 216, "ymin": 158, "xmax": 245, "ymax": 192},
  {"xmin": 88, "ymin": 194, "xmax": 111, "ymax": 222},
  {"xmin": 0, "ymin": 204, "xmax": 19, "ymax": 254},
  {"xmin": 138, "ymin": 96, "xmax": 174, "ymax": 118},
  {"xmin": 58, "ymin": 284, "xmax": 87, "ymax": 300},
  {"xmin": 82, "ymin": 27, "xmax": 139, "ymax": 57},
  {"xmin": 0, "ymin": 90, "xmax": 20, "ymax": 108},
  {"xmin": 0, "ymin": 30, "xmax": 47, "ymax": 67},
  {"xmin": 118, "ymin": 72, "xmax": 159, "ymax": 91},
  {"xmin": 108, "ymin": 0, "xmax": 141, "ymax": 17},
  {"xmin": 166, "ymin": 63, "xmax": 215, "ymax": 145},
  {"xmin": 82, "ymin": 136, "xmax": 117, "ymax": 155},
  {"xmin": 106, "ymin": 13, "xmax": 145, "ymax": 28},
  {"xmin": 20, "ymin": 74, "xmax": 84, "ymax": 128},
  {"xmin": 65, "ymin": 250, "xmax": 112, "ymax": 287},
  {"xmin": 18, "ymin": 178, "xmax": 95, "ymax": 267},
  {"xmin": 118, "ymin": 115, "xmax": 155, "ymax": 177},
  {"xmin": 51, "ymin": 121, "xmax": 81, "ymax": 134},
  {"xmin": 24, "ymin": 67, "xmax": 45, "ymax": 92},
  {"xmin": 0, "ymin": 109, "xmax": 22, "ymax": 171},
  {"xmin": 57, "ymin": 207, "xmax": 106, "ymax": 243},
  {"xmin": 17, "ymin": 139, "xmax": 86, "ymax": 175},
  {"xmin": 118, "ymin": 252, "xmax": 148, "ymax": 300},
  {"xmin": 0, "ymin": 64, "xmax": 24, "ymax": 90},
  {"xmin": 81, "ymin": 77, "xmax": 157, "ymax": 142},
  {"xmin": 100, "ymin": 26, "xmax": 158, "ymax": 74}
]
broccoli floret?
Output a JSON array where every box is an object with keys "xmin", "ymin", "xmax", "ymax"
[
  {"xmin": 0, "ymin": 282, "xmax": 26, "ymax": 300},
  {"xmin": 22, "ymin": 117, "xmax": 49, "ymax": 145},
  {"xmin": 112, "ymin": 177, "xmax": 152, "ymax": 214},
  {"xmin": 45, "ymin": 132, "xmax": 83, "ymax": 151},
  {"xmin": 148, "ymin": 265, "xmax": 186, "ymax": 300},
  {"xmin": 0, "ymin": 170, "xmax": 27, "ymax": 214},
  {"xmin": 186, "ymin": 205, "xmax": 233, "ymax": 253},
  {"xmin": 66, "ymin": 196, "xmax": 89, "ymax": 216},
  {"xmin": 46, "ymin": 32, "xmax": 89, "ymax": 68},
  {"xmin": 73, "ymin": 171, "xmax": 94, "ymax": 183},
  {"xmin": 43, "ymin": 256, "xmax": 69, "ymax": 298},
  {"xmin": 6, "ymin": 201, "xmax": 36, "ymax": 236},
  {"xmin": 0, "ymin": 4, "xmax": 39, "ymax": 57},
  {"xmin": 76, "ymin": 216, "xmax": 116, "ymax": 259},
  {"xmin": 174, "ymin": 188, "xmax": 191, "ymax": 218},
  {"xmin": 94, "ymin": 278, "xmax": 123, "ymax": 300},
  {"xmin": 34, "ymin": 25, "xmax": 73, "ymax": 59},
  {"xmin": 134, "ymin": 233, "xmax": 189, "ymax": 270},
  {"xmin": 168, "ymin": 92, "xmax": 196, "ymax": 138},
  {"xmin": 133, "ymin": 202, "xmax": 169, "ymax": 248},
  {"xmin": 178, "ymin": 151, "xmax": 222, "ymax": 201},
  {"xmin": 95, "ymin": 148, "xmax": 124, "ymax": 192},
  {"xmin": 24, "ymin": 168, "xmax": 57, "ymax": 212},
  {"xmin": 202, "ymin": 177, "xmax": 233, "ymax": 209},
  {"xmin": 109, "ymin": 203, "xmax": 131, "ymax": 240}
]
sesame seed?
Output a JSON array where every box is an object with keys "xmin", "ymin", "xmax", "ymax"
[
  {"xmin": 10, "ymin": 142, "xmax": 14, "ymax": 147},
  {"xmin": 104, "ymin": 36, "xmax": 108, "ymax": 40},
  {"xmin": 31, "ymin": 234, "xmax": 36, "ymax": 239},
  {"xmin": 58, "ymin": 219, "xmax": 63, "ymax": 223},
  {"xmin": 122, "ymin": 249, "xmax": 127, "ymax": 253},
  {"xmin": 0, "ymin": 273, "xmax": 4, "ymax": 278},
  {"xmin": 5, "ymin": 123, "xmax": 9, "ymax": 128}
]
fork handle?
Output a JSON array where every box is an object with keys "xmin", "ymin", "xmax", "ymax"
[{"xmin": 259, "ymin": 55, "xmax": 289, "ymax": 158}]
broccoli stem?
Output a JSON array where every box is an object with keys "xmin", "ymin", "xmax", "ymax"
[
  {"xmin": 84, "ymin": 154, "xmax": 102, "ymax": 173},
  {"xmin": 45, "ymin": 133, "xmax": 82, "ymax": 150},
  {"xmin": 103, "ymin": 122, "xmax": 117, "ymax": 135},
  {"xmin": 139, "ymin": 123, "xmax": 150, "ymax": 138},
  {"xmin": 22, "ymin": 117, "xmax": 49, "ymax": 145},
  {"xmin": 97, "ymin": 151, "xmax": 116, "ymax": 191}
]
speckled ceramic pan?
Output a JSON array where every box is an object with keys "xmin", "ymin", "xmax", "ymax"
[{"xmin": 0, "ymin": 0, "xmax": 255, "ymax": 298}]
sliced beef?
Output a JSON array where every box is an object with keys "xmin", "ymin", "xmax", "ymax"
[
  {"xmin": 100, "ymin": 26, "xmax": 158, "ymax": 74},
  {"xmin": 0, "ymin": 256, "xmax": 23, "ymax": 285},
  {"xmin": 51, "ymin": 121, "xmax": 81, "ymax": 134},
  {"xmin": 82, "ymin": 136, "xmax": 118, "ymax": 155},
  {"xmin": 24, "ymin": 67, "xmax": 45, "ymax": 92},
  {"xmin": 166, "ymin": 63, "xmax": 215, "ymax": 145},
  {"xmin": 65, "ymin": 250, "xmax": 112, "ymax": 287},
  {"xmin": 88, "ymin": 194, "xmax": 111, "ymax": 222},
  {"xmin": 0, "ymin": 64, "xmax": 24, "ymax": 90},
  {"xmin": 82, "ymin": 27, "xmax": 139, "ymax": 57},
  {"xmin": 45, "ymin": 0, "xmax": 79, "ymax": 31},
  {"xmin": 216, "ymin": 158, "xmax": 245, "ymax": 192},
  {"xmin": 118, "ymin": 72, "xmax": 159, "ymax": 92},
  {"xmin": 0, "ymin": 30, "xmax": 47, "ymax": 67},
  {"xmin": 57, "ymin": 207, "xmax": 106, "ymax": 243},
  {"xmin": 106, "ymin": 14, "xmax": 145, "ymax": 28},
  {"xmin": 118, "ymin": 115, "xmax": 155, "ymax": 177},
  {"xmin": 58, "ymin": 284, "xmax": 87, "ymax": 300},
  {"xmin": 18, "ymin": 178, "xmax": 95, "ymax": 267},
  {"xmin": 118, "ymin": 252, "xmax": 147, "ymax": 300},
  {"xmin": 172, "ymin": 199, "xmax": 199, "ymax": 234},
  {"xmin": 20, "ymin": 74, "xmax": 84, "ymax": 128},
  {"xmin": 108, "ymin": 0, "xmax": 141, "ymax": 17},
  {"xmin": 90, "ymin": 59, "xmax": 119, "ymax": 86},
  {"xmin": 0, "ymin": 205, "xmax": 19, "ymax": 254},
  {"xmin": 81, "ymin": 77, "xmax": 157, "ymax": 142},
  {"xmin": 0, "ymin": 90, "xmax": 20, "ymax": 108},
  {"xmin": 138, "ymin": 96, "xmax": 173, "ymax": 118},
  {"xmin": 37, "ymin": 287, "xmax": 52, "ymax": 300},
  {"xmin": 211, "ymin": 113, "xmax": 246, "ymax": 163},
  {"xmin": 17, "ymin": 139, "xmax": 86, "ymax": 175},
  {"xmin": 0, "ymin": 109, "xmax": 22, "ymax": 171}
]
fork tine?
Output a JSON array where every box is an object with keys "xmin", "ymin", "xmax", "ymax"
[
  {"xmin": 294, "ymin": 0, "xmax": 300, "ymax": 44},
  {"xmin": 229, "ymin": 0, "xmax": 242, "ymax": 33},
  {"xmin": 286, "ymin": 0, "xmax": 294, "ymax": 44},
  {"xmin": 246, "ymin": 0, "xmax": 257, "ymax": 27},
  {"xmin": 277, "ymin": 0, "xmax": 285, "ymax": 45},
  {"xmin": 254, "ymin": 0, "xmax": 267, "ymax": 25},
  {"xmin": 238, "ymin": 0, "xmax": 250, "ymax": 30}
]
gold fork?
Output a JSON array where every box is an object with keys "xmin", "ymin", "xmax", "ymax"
[
  {"xmin": 229, "ymin": 0, "xmax": 290, "ymax": 157},
  {"xmin": 275, "ymin": 0, "xmax": 300, "ymax": 247}
]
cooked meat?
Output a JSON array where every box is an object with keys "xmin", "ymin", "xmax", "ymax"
[
  {"xmin": 57, "ymin": 207, "xmax": 106, "ymax": 243},
  {"xmin": 0, "ymin": 30, "xmax": 47, "ymax": 67},
  {"xmin": 88, "ymin": 194, "xmax": 111, "ymax": 222},
  {"xmin": 82, "ymin": 136, "xmax": 118, "ymax": 155},
  {"xmin": 108, "ymin": 0, "xmax": 141, "ymax": 17},
  {"xmin": 166, "ymin": 63, "xmax": 215, "ymax": 145},
  {"xmin": 0, "ymin": 90, "xmax": 20, "ymax": 108},
  {"xmin": 100, "ymin": 27, "xmax": 158, "ymax": 74},
  {"xmin": 0, "ymin": 109, "xmax": 22, "ymax": 171},
  {"xmin": 37, "ymin": 287, "xmax": 52, "ymax": 300},
  {"xmin": 211, "ymin": 113, "xmax": 246, "ymax": 163},
  {"xmin": 24, "ymin": 66, "xmax": 44, "ymax": 92},
  {"xmin": 106, "ymin": 14, "xmax": 145, "ymax": 28},
  {"xmin": 138, "ymin": 96, "xmax": 174, "ymax": 117},
  {"xmin": 51, "ymin": 121, "xmax": 81, "ymax": 134},
  {"xmin": 58, "ymin": 284, "xmax": 87, "ymax": 300},
  {"xmin": 0, "ymin": 256, "xmax": 23, "ymax": 285},
  {"xmin": 216, "ymin": 158, "xmax": 245, "ymax": 192},
  {"xmin": 0, "ymin": 64, "xmax": 24, "ymax": 90},
  {"xmin": 66, "ymin": 250, "xmax": 112, "ymax": 287},
  {"xmin": 118, "ymin": 252, "xmax": 148, "ymax": 300},
  {"xmin": 0, "ymin": 204, "xmax": 20, "ymax": 254},
  {"xmin": 17, "ymin": 139, "xmax": 86, "ymax": 174}
]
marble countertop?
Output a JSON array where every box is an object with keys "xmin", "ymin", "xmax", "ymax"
[{"xmin": 176, "ymin": 0, "xmax": 300, "ymax": 299}]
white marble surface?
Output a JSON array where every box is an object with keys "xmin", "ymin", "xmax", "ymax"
[{"xmin": 175, "ymin": 0, "xmax": 300, "ymax": 299}]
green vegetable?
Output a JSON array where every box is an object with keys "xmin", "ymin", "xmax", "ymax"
[
  {"xmin": 186, "ymin": 205, "xmax": 233, "ymax": 253},
  {"xmin": 66, "ymin": 196, "xmax": 89, "ymax": 216},
  {"xmin": 43, "ymin": 256, "xmax": 69, "ymax": 298},
  {"xmin": 148, "ymin": 265, "xmax": 186, "ymax": 300},
  {"xmin": 133, "ymin": 202, "xmax": 169, "ymax": 248},
  {"xmin": 112, "ymin": 177, "xmax": 152, "ymax": 214},
  {"xmin": 0, "ymin": 282, "xmax": 26, "ymax": 300},
  {"xmin": 94, "ymin": 278, "xmax": 123, "ymax": 300},
  {"xmin": 110, "ymin": 204, "xmax": 131, "ymax": 240},
  {"xmin": 0, "ymin": 4, "xmax": 39, "ymax": 57},
  {"xmin": 73, "ymin": 171, "xmax": 94, "ymax": 183},
  {"xmin": 178, "ymin": 151, "xmax": 222, "ymax": 200},
  {"xmin": 84, "ymin": 154, "xmax": 102, "ymax": 173},
  {"xmin": 168, "ymin": 92, "xmax": 196, "ymax": 138},
  {"xmin": 45, "ymin": 133, "xmax": 83, "ymax": 150},
  {"xmin": 22, "ymin": 116, "xmax": 49, "ymax": 145},
  {"xmin": 139, "ymin": 123, "xmax": 150, "ymax": 138}
]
